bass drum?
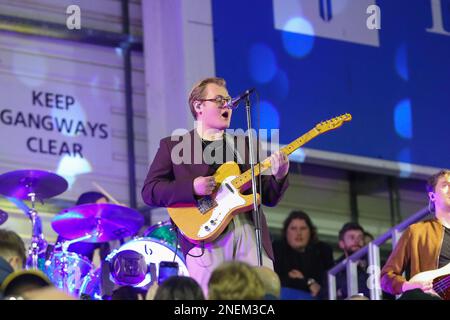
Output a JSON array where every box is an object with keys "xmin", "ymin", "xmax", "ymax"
[{"xmin": 106, "ymin": 237, "xmax": 188, "ymax": 288}]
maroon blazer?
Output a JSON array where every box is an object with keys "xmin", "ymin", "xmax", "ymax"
[{"xmin": 141, "ymin": 129, "xmax": 289, "ymax": 260}]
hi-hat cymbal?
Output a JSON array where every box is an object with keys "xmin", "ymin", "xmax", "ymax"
[
  {"xmin": 0, "ymin": 170, "xmax": 68, "ymax": 200},
  {"xmin": 51, "ymin": 203, "xmax": 144, "ymax": 243}
]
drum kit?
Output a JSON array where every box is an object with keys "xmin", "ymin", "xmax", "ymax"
[{"xmin": 0, "ymin": 169, "xmax": 188, "ymax": 299}]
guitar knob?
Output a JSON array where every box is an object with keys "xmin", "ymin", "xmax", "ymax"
[
  {"xmin": 210, "ymin": 220, "xmax": 216, "ymax": 225},
  {"xmin": 204, "ymin": 226, "xmax": 210, "ymax": 231}
]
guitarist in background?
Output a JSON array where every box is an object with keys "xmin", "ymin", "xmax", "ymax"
[
  {"xmin": 142, "ymin": 77, "xmax": 289, "ymax": 295},
  {"xmin": 381, "ymin": 169, "xmax": 450, "ymax": 299}
]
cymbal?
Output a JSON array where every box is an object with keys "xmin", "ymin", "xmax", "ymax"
[
  {"xmin": 0, "ymin": 170, "xmax": 68, "ymax": 200},
  {"xmin": 51, "ymin": 203, "xmax": 144, "ymax": 243}
]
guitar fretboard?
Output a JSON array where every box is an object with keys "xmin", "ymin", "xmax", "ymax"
[{"xmin": 231, "ymin": 127, "xmax": 319, "ymax": 190}]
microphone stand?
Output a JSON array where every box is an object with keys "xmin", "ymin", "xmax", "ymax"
[{"xmin": 244, "ymin": 95, "xmax": 263, "ymax": 266}]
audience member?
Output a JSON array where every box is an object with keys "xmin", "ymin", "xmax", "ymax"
[
  {"xmin": 111, "ymin": 286, "xmax": 145, "ymax": 300},
  {"xmin": 208, "ymin": 261, "xmax": 265, "ymax": 300},
  {"xmin": 334, "ymin": 222, "xmax": 370, "ymax": 299},
  {"xmin": 272, "ymin": 210, "xmax": 334, "ymax": 299},
  {"xmin": 253, "ymin": 266, "xmax": 281, "ymax": 299},
  {"xmin": 153, "ymin": 276, "xmax": 204, "ymax": 300},
  {"xmin": 363, "ymin": 231, "xmax": 374, "ymax": 246},
  {"xmin": 0, "ymin": 228, "xmax": 26, "ymax": 294}
]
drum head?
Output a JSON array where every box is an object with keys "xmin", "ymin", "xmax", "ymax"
[
  {"xmin": 144, "ymin": 221, "xmax": 179, "ymax": 248},
  {"xmin": 109, "ymin": 250, "xmax": 148, "ymax": 286},
  {"xmin": 106, "ymin": 238, "xmax": 188, "ymax": 288}
]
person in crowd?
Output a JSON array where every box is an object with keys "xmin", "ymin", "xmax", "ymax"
[
  {"xmin": 0, "ymin": 228, "xmax": 26, "ymax": 294},
  {"xmin": 253, "ymin": 266, "xmax": 281, "ymax": 299},
  {"xmin": 152, "ymin": 276, "xmax": 205, "ymax": 300},
  {"xmin": 1, "ymin": 269, "xmax": 76, "ymax": 300},
  {"xmin": 208, "ymin": 261, "xmax": 265, "ymax": 300},
  {"xmin": 111, "ymin": 286, "xmax": 146, "ymax": 300},
  {"xmin": 334, "ymin": 222, "xmax": 370, "ymax": 299},
  {"xmin": 272, "ymin": 210, "xmax": 334, "ymax": 299},
  {"xmin": 363, "ymin": 231, "xmax": 374, "ymax": 246}
]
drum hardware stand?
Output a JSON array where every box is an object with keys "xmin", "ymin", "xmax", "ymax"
[
  {"xmin": 58, "ymin": 232, "xmax": 96, "ymax": 293},
  {"xmin": 26, "ymin": 192, "xmax": 48, "ymax": 270}
]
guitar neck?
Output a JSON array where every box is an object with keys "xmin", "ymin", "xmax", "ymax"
[{"xmin": 231, "ymin": 127, "xmax": 320, "ymax": 190}]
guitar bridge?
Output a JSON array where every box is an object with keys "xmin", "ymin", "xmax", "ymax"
[{"xmin": 197, "ymin": 196, "xmax": 217, "ymax": 214}]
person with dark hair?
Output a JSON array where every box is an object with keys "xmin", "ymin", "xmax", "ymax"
[
  {"xmin": 363, "ymin": 231, "xmax": 374, "ymax": 246},
  {"xmin": 152, "ymin": 276, "xmax": 205, "ymax": 300},
  {"xmin": 0, "ymin": 228, "xmax": 26, "ymax": 289},
  {"xmin": 111, "ymin": 286, "xmax": 145, "ymax": 300},
  {"xmin": 272, "ymin": 210, "xmax": 334, "ymax": 299},
  {"xmin": 380, "ymin": 169, "xmax": 450, "ymax": 299},
  {"xmin": 0, "ymin": 229, "xmax": 69, "ymax": 300},
  {"xmin": 1, "ymin": 269, "xmax": 52, "ymax": 298},
  {"xmin": 337, "ymin": 222, "xmax": 365, "ymax": 258},
  {"xmin": 334, "ymin": 221, "xmax": 370, "ymax": 299},
  {"xmin": 1, "ymin": 269, "xmax": 78, "ymax": 300},
  {"xmin": 142, "ymin": 77, "xmax": 289, "ymax": 295}
]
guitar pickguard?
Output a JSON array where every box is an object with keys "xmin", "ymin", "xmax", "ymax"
[
  {"xmin": 196, "ymin": 196, "xmax": 217, "ymax": 214},
  {"xmin": 197, "ymin": 176, "xmax": 246, "ymax": 238}
]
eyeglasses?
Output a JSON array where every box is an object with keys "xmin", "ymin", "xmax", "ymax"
[{"xmin": 198, "ymin": 95, "xmax": 232, "ymax": 108}]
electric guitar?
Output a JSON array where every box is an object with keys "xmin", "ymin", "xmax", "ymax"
[
  {"xmin": 167, "ymin": 113, "xmax": 352, "ymax": 243},
  {"xmin": 408, "ymin": 263, "xmax": 450, "ymax": 300}
]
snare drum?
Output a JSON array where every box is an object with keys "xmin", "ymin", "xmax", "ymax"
[
  {"xmin": 144, "ymin": 220, "xmax": 179, "ymax": 248},
  {"xmin": 106, "ymin": 237, "xmax": 188, "ymax": 288},
  {"xmin": 44, "ymin": 251, "xmax": 93, "ymax": 296}
]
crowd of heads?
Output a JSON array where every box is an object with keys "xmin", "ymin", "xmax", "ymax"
[{"xmin": 0, "ymin": 215, "xmax": 368, "ymax": 300}]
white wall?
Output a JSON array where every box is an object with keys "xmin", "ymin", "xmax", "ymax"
[
  {"xmin": 0, "ymin": 0, "xmax": 147, "ymax": 244},
  {"xmin": 0, "ymin": 0, "xmax": 143, "ymax": 35},
  {"xmin": 141, "ymin": 0, "xmax": 216, "ymax": 164}
]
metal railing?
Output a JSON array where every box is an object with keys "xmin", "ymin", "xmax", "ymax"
[{"xmin": 327, "ymin": 207, "xmax": 431, "ymax": 300}]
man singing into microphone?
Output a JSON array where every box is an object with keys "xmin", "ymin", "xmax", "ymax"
[{"xmin": 142, "ymin": 77, "xmax": 289, "ymax": 295}]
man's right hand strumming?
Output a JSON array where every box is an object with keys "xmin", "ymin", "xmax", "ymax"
[
  {"xmin": 402, "ymin": 280, "xmax": 436, "ymax": 295},
  {"xmin": 193, "ymin": 176, "xmax": 216, "ymax": 196}
]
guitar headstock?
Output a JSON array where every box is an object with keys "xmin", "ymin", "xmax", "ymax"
[{"xmin": 315, "ymin": 113, "xmax": 352, "ymax": 133}]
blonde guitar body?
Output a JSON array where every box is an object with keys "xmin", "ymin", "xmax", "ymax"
[
  {"xmin": 167, "ymin": 114, "xmax": 352, "ymax": 243},
  {"xmin": 168, "ymin": 162, "xmax": 260, "ymax": 243}
]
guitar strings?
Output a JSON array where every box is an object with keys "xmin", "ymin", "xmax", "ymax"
[
  {"xmin": 429, "ymin": 277, "xmax": 450, "ymax": 293},
  {"xmin": 432, "ymin": 276, "xmax": 450, "ymax": 292}
]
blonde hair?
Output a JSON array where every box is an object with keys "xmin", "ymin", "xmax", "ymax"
[
  {"xmin": 208, "ymin": 261, "xmax": 265, "ymax": 300},
  {"xmin": 188, "ymin": 77, "xmax": 226, "ymax": 119}
]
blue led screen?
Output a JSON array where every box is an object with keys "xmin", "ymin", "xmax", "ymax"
[{"xmin": 212, "ymin": 0, "xmax": 450, "ymax": 169}]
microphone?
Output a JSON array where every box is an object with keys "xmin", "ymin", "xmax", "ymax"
[{"xmin": 226, "ymin": 88, "xmax": 255, "ymax": 109}]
